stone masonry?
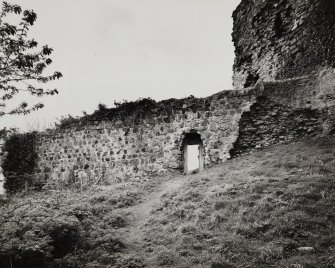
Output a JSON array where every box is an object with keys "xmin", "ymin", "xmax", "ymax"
[
  {"xmin": 35, "ymin": 93, "xmax": 255, "ymax": 184},
  {"xmin": 233, "ymin": 0, "xmax": 335, "ymax": 90},
  {"xmin": 33, "ymin": 68, "xmax": 335, "ymax": 185}
]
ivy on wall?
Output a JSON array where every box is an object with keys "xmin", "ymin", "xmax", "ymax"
[
  {"xmin": 2, "ymin": 132, "xmax": 38, "ymax": 194},
  {"xmin": 56, "ymin": 96, "xmax": 211, "ymax": 129}
]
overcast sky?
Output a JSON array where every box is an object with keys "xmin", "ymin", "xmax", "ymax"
[{"xmin": 1, "ymin": 0, "xmax": 240, "ymax": 131}]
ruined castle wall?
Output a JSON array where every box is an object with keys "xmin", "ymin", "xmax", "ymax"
[
  {"xmin": 233, "ymin": 0, "xmax": 335, "ymax": 90},
  {"xmin": 35, "ymin": 93, "xmax": 255, "ymax": 184},
  {"xmin": 0, "ymin": 69, "xmax": 334, "ymax": 187},
  {"xmin": 231, "ymin": 68, "xmax": 335, "ymax": 156},
  {"xmin": 230, "ymin": 97, "xmax": 324, "ymax": 156},
  {"xmin": 34, "ymin": 69, "xmax": 335, "ymax": 185}
]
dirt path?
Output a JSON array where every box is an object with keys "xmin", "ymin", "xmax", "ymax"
[{"xmin": 120, "ymin": 176, "xmax": 185, "ymax": 252}]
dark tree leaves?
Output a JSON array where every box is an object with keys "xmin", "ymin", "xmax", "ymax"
[{"xmin": 0, "ymin": 1, "xmax": 62, "ymax": 116}]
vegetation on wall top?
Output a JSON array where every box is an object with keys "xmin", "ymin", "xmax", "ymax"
[{"xmin": 56, "ymin": 95, "xmax": 213, "ymax": 129}]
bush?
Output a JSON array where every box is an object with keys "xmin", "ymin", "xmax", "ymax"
[
  {"xmin": 0, "ymin": 189, "xmax": 130, "ymax": 268},
  {"xmin": 2, "ymin": 132, "xmax": 38, "ymax": 194}
]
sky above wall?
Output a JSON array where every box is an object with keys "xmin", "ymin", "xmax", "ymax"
[{"xmin": 1, "ymin": 0, "xmax": 240, "ymax": 131}]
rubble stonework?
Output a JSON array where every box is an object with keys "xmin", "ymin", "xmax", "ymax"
[
  {"xmin": 232, "ymin": 68, "xmax": 335, "ymax": 155},
  {"xmin": 35, "ymin": 92, "xmax": 255, "ymax": 184},
  {"xmin": 33, "ymin": 68, "xmax": 335, "ymax": 184},
  {"xmin": 232, "ymin": 0, "xmax": 335, "ymax": 90}
]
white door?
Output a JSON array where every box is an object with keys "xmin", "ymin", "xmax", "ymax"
[{"xmin": 187, "ymin": 145, "xmax": 200, "ymax": 172}]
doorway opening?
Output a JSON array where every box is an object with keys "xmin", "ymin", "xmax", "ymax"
[{"xmin": 182, "ymin": 132, "xmax": 204, "ymax": 174}]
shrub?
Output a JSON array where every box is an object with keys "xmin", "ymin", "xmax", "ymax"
[
  {"xmin": 2, "ymin": 132, "xmax": 38, "ymax": 194},
  {"xmin": 0, "ymin": 190, "xmax": 127, "ymax": 268},
  {"xmin": 46, "ymin": 218, "xmax": 81, "ymax": 258}
]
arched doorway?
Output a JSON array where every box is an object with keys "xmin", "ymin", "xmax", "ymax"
[{"xmin": 182, "ymin": 132, "xmax": 204, "ymax": 173}]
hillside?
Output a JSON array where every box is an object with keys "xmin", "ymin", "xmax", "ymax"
[{"xmin": 0, "ymin": 136, "xmax": 335, "ymax": 268}]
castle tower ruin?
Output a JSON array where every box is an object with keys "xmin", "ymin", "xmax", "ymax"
[{"xmin": 232, "ymin": 0, "xmax": 335, "ymax": 90}]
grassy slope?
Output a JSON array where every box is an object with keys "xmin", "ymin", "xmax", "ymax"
[
  {"xmin": 143, "ymin": 136, "xmax": 335, "ymax": 267},
  {"xmin": 1, "ymin": 136, "xmax": 335, "ymax": 268}
]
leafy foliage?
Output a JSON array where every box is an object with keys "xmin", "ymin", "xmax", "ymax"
[
  {"xmin": 0, "ymin": 2, "xmax": 62, "ymax": 116},
  {"xmin": 55, "ymin": 114, "xmax": 80, "ymax": 129},
  {"xmin": 97, "ymin": 102, "xmax": 108, "ymax": 111},
  {"xmin": 0, "ymin": 185, "xmax": 139, "ymax": 268},
  {"xmin": 0, "ymin": 127, "xmax": 16, "ymax": 139},
  {"xmin": 2, "ymin": 132, "xmax": 38, "ymax": 194},
  {"xmin": 56, "ymin": 95, "xmax": 208, "ymax": 128}
]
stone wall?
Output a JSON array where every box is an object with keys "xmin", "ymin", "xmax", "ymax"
[
  {"xmin": 232, "ymin": 68, "xmax": 335, "ymax": 155},
  {"xmin": 232, "ymin": 0, "xmax": 335, "ymax": 90},
  {"xmin": 35, "ymin": 93, "xmax": 255, "ymax": 185},
  {"xmin": 230, "ymin": 97, "xmax": 324, "ymax": 156},
  {"xmin": 0, "ymin": 69, "xmax": 334, "ymax": 187},
  {"xmin": 30, "ymin": 68, "xmax": 334, "ymax": 185}
]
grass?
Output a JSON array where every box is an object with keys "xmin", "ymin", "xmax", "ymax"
[
  {"xmin": 0, "ymin": 182, "xmax": 145, "ymax": 268},
  {"xmin": 142, "ymin": 136, "xmax": 335, "ymax": 267},
  {"xmin": 1, "ymin": 136, "xmax": 335, "ymax": 267}
]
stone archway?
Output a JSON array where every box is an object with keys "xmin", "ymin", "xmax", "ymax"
[{"xmin": 182, "ymin": 132, "xmax": 204, "ymax": 173}]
